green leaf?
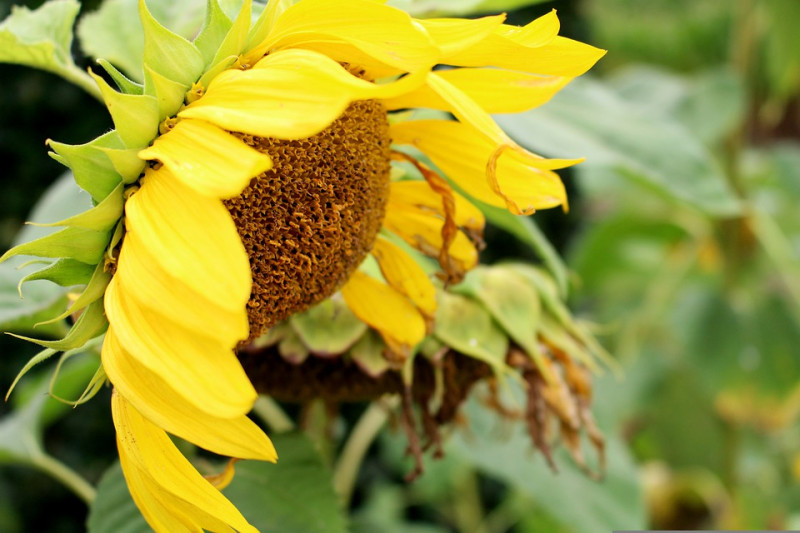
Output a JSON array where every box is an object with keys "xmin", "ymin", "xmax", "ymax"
[
  {"xmin": 452, "ymin": 387, "xmax": 647, "ymax": 533},
  {"xmin": 0, "ymin": 353, "xmax": 99, "ymax": 464},
  {"xmin": 290, "ymin": 297, "xmax": 367, "ymax": 356},
  {"xmin": 497, "ymin": 77, "xmax": 741, "ymax": 216},
  {"xmin": 762, "ymin": 0, "xmax": 800, "ymax": 103},
  {"xmin": 88, "ymin": 433, "xmax": 348, "ymax": 533},
  {"xmin": 0, "ymin": 0, "xmax": 99, "ymax": 99}
]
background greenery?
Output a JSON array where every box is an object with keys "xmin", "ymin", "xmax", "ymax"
[{"xmin": 1, "ymin": 0, "xmax": 799, "ymax": 531}]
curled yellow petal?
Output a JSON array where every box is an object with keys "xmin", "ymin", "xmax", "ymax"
[
  {"xmin": 138, "ymin": 119, "xmax": 273, "ymax": 199},
  {"xmin": 112, "ymin": 392, "xmax": 259, "ymax": 533},
  {"xmin": 383, "ymin": 204, "xmax": 478, "ymax": 273},
  {"xmin": 371, "ymin": 236, "xmax": 437, "ymax": 320},
  {"xmin": 389, "ymin": 180, "xmax": 484, "ymax": 232},
  {"xmin": 393, "ymin": 120, "xmax": 575, "ymax": 214},
  {"xmin": 102, "ymin": 327, "xmax": 275, "ymax": 461},
  {"xmin": 419, "ymin": 15, "xmax": 505, "ymax": 56},
  {"xmin": 341, "ymin": 270, "xmax": 426, "ymax": 355}
]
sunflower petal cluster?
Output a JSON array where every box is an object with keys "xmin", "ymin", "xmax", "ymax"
[{"xmin": 1, "ymin": 0, "xmax": 604, "ymax": 530}]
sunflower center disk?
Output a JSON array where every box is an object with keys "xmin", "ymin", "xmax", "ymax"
[{"xmin": 225, "ymin": 100, "xmax": 391, "ymax": 340}]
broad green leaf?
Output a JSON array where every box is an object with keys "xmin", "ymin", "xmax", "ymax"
[
  {"xmin": 497, "ymin": 77, "xmax": 741, "ymax": 216},
  {"xmin": 452, "ymin": 387, "xmax": 647, "ymax": 533},
  {"xmin": 0, "ymin": 354, "xmax": 99, "ymax": 464},
  {"xmin": 87, "ymin": 462, "xmax": 150, "ymax": 533},
  {"xmin": 290, "ymin": 297, "xmax": 367, "ymax": 356},
  {"xmin": 0, "ymin": 0, "xmax": 98, "ymax": 98}
]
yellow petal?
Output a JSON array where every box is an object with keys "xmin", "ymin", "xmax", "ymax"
[
  {"xmin": 102, "ymin": 327, "xmax": 274, "ymax": 462},
  {"xmin": 384, "ymin": 68, "xmax": 571, "ymax": 114},
  {"xmin": 419, "ymin": 15, "xmax": 505, "ymax": 56},
  {"xmin": 383, "ymin": 204, "xmax": 478, "ymax": 272},
  {"xmin": 371, "ymin": 236, "xmax": 436, "ymax": 319},
  {"xmin": 112, "ymin": 392, "xmax": 259, "ymax": 533},
  {"xmin": 138, "ymin": 119, "xmax": 272, "ymax": 199},
  {"xmin": 124, "ymin": 166, "xmax": 251, "ymax": 314},
  {"xmin": 246, "ymin": 0, "xmax": 439, "ymax": 72},
  {"xmin": 105, "ymin": 279, "xmax": 257, "ymax": 419},
  {"xmin": 392, "ymin": 120, "xmax": 574, "ymax": 214},
  {"xmin": 341, "ymin": 270, "xmax": 426, "ymax": 352},
  {"xmin": 180, "ymin": 49, "xmax": 426, "ymax": 140},
  {"xmin": 444, "ymin": 11, "xmax": 605, "ymax": 77},
  {"xmin": 389, "ymin": 180, "xmax": 484, "ymax": 232}
]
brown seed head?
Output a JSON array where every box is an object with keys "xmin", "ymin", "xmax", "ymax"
[{"xmin": 225, "ymin": 99, "xmax": 392, "ymax": 340}]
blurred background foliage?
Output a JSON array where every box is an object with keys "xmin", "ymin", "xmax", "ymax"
[{"xmin": 1, "ymin": 0, "xmax": 799, "ymax": 531}]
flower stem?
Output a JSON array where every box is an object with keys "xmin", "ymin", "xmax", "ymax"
[
  {"xmin": 333, "ymin": 395, "xmax": 399, "ymax": 506},
  {"xmin": 31, "ymin": 453, "xmax": 96, "ymax": 505},
  {"xmin": 252, "ymin": 395, "xmax": 295, "ymax": 433}
]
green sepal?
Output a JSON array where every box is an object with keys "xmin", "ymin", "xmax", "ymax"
[
  {"xmin": 18, "ymin": 259, "xmax": 95, "ymax": 294},
  {"xmin": 0, "ymin": 226, "xmax": 111, "ymax": 266},
  {"xmin": 144, "ymin": 64, "xmax": 188, "ymax": 120},
  {"xmin": 193, "ymin": 0, "xmax": 233, "ymax": 67},
  {"xmin": 48, "ymin": 133, "xmax": 124, "ymax": 203},
  {"xmin": 4, "ymin": 348, "xmax": 58, "ymax": 401},
  {"xmin": 64, "ymin": 362, "xmax": 107, "ymax": 407},
  {"xmin": 97, "ymin": 58, "xmax": 143, "ymax": 95},
  {"xmin": 434, "ymin": 292, "xmax": 509, "ymax": 373},
  {"xmin": 36, "ymin": 262, "xmax": 111, "ymax": 327},
  {"xmin": 278, "ymin": 328, "xmax": 310, "ymax": 364},
  {"xmin": 90, "ymin": 70, "xmax": 159, "ymax": 148},
  {"xmin": 96, "ymin": 145, "xmax": 145, "ymax": 184},
  {"xmin": 246, "ymin": 0, "xmax": 289, "ymax": 52},
  {"xmin": 197, "ymin": 54, "xmax": 237, "ymax": 90},
  {"xmin": 139, "ymin": 0, "xmax": 204, "ymax": 89},
  {"xmin": 349, "ymin": 329, "xmax": 390, "ymax": 378},
  {"xmin": 28, "ymin": 182, "xmax": 123, "ymax": 232},
  {"xmin": 209, "ymin": 0, "xmax": 251, "ymax": 67},
  {"xmin": 10, "ymin": 298, "xmax": 107, "ymax": 351},
  {"xmin": 289, "ymin": 296, "xmax": 367, "ymax": 356},
  {"xmin": 452, "ymin": 266, "xmax": 546, "ymax": 372}
]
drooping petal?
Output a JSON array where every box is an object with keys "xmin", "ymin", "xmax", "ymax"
[
  {"xmin": 138, "ymin": 119, "xmax": 272, "ymax": 199},
  {"xmin": 389, "ymin": 180, "xmax": 484, "ymax": 232},
  {"xmin": 112, "ymin": 392, "xmax": 259, "ymax": 533},
  {"xmin": 442, "ymin": 11, "xmax": 605, "ymax": 77},
  {"xmin": 371, "ymin": 236, "xmax": 437, "ymax": 320},
  {"xmin": 179, "ymin": 49, "xmax": 426, "ymax": 140},
  {"xmin": 393, "ymin": 120, "xmax": 576, "ymax": 214},
  {"xmin": 383, "ymin": 203, "xmax": 479, "ymax": 273},
  {"xmin": 104, "ymin": 280, "xmax": 256, "ymax": 419},
  {"xmin": 341, "ymin": 270, "xmax": 426, "ymax": 354},
  {"xmin": 245, "ymin": 0, "xmax": 439, "ymax": 72},
  {"xmin": 384, "ymin": 68, "xmax": 571, "ymax": 114},
  {"xmin": 102, "ymin": 327, "xmax": 275, "ymax": 461},
  {"xmin": 418, "ymin": 15, "xmax": 505, "ymax": 56},
  {"xmin": 124, "ymin": 166, "xmax": 251, "ymax": 313}
]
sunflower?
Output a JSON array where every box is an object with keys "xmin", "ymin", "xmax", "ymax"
[{"xmin": 2, "ymin": 0, "xmax": 604, "ymax": 530}]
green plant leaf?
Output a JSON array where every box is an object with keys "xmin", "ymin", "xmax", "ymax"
[
  {"xmin": 497, "ymin": 77, "xmax": 741, "ymax": 216},
  {"xmin": 0, "ymin": 0, "xmax": 99, "ymax": 98},
  {"xmin": 86, "ymin": 462, "xmax": 150, "ymax": 533}
]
